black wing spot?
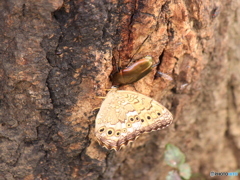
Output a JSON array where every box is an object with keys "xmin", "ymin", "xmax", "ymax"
[
  {"xmin": 99, "ymin": 128, "xmax": 105, "ymax": 132},
  {"xmin": 122, "ymin": 129, "xmax": 127, "ymax": 133}
]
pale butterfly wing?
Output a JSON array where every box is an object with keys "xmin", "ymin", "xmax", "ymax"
[{"xmin": 95, "ymin": 88, "xmax": 173, "ymax": 150}]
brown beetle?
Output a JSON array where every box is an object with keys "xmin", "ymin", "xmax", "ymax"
[{"xmin": 111, "ymin": 55, "xmax": 154, "ymax": 86}]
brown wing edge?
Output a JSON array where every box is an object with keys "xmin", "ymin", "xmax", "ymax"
[{"xmin": 96, "ymin": 111, "xmax": 173, "ymax": 151}]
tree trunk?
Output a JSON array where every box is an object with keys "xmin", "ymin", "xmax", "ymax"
[{"xmin": 0, "ymin": 0, "xmax": 239, "ymax": 180}]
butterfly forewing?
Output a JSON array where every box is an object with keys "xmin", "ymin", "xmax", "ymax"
[{"xmin": 95, "ymin": 88, "xmax": 173, "ymax": 150}]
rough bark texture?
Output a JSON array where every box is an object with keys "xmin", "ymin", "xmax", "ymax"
[{"xmin": 0, "ymin": 0, "xmax": 239, "ymax": 180}]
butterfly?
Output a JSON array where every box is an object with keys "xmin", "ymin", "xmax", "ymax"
[{"xmin": 95, "ymin": 87, "xmax": 173, "ymax": 150}]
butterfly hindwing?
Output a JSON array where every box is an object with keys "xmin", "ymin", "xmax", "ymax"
[
  {"xmin": 95, "ymin": 88, "xmax": 173, "ymax": 150},
  {"xmin": 118, "ymin": 90, "xmax": 173, "ymax": 132}
]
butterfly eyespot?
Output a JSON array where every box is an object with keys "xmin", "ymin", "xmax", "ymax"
[
  {"xmin": 107, "ymin": 129, "xmax": 114, "ymax": 136},
  {"xmin": 135, "ymin": 116, "xmax": 139, "ymax": 121},
  {"xmin": 147, "ymin": 116, "xmax": 151, "ymax": 120},
  {"xmin": 115, "ymin": 131, "xmax": 121, "ymax": 136},
  {"xmin": 99, "ymin": 127, "xmax": 105, "ymax": 133},
  {"xmin": 128, "ymin": 116, "xmax": 134, "ymax": 122},
  {"xmin": 157, "ymin": 112, "xmax": 161, "ymax": 116},
  {"xmin": 141, "ymin": 119, "xmax": 144, "ymax": 122},
  {"xmin": 122, "ymin": 128, "xmax": 127, "ymax": 133},
  {"xmin": 127, "ymin": 123, "xmax": 132, "ymax": 127}
]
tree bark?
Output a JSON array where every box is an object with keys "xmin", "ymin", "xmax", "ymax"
[{"xmin": 0, "ymin": 0, "xmax": 239, "ymax": 180}]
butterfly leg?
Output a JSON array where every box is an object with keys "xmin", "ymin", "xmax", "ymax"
[
  {"xmin": 96, "ymin": 96, "xmax": 106, "ymax": 99},
  {"xmin": 104, "ymin": 88, "xmax": 112, "ymax": 91},
  {"xmin": 92, "ymin": 107, "xmax": 100, "ymax": 111}
]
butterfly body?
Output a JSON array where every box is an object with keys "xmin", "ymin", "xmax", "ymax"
[{"xmin": 95, "ymin": 87, "xmax": 173, "ymax": 150}]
